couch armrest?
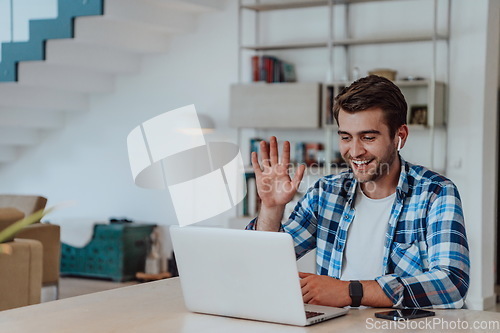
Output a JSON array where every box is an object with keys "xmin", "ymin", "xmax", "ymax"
[
  {"xmin": 16, "ymin": 223, "xmax": 61, "ymax": 286},
  {"xmin": 0, "ymin": 239, "xmax": 43, "ymax": 311}
]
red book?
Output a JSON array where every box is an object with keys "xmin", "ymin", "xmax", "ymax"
[
  {"xmin": 263, "ymin": 56, "xmax": 273, "ymax": 83},
  {"xmin": 251, "ymin": 55, "xmax": 260, "ymax": 82}
]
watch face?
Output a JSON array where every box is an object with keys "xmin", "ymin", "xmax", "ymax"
[
  {"xmin": 349, "ymin": 281, "xmax": 363, "ymax": 307},
  {"xmin": 349, "ymin": 281, "xmax": 363, "ymax": 296}
]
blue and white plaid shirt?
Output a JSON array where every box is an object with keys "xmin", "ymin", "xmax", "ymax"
[{"xmin": 246, "ymin": 157, "xmax": 470, "ymax": 308}]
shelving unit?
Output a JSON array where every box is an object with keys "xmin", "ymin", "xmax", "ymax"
[
  {"xmin": 241, "ymin": 35, "xmax": 448, "ymax": 51},
  {"xmin": 230, "ymin": 82, "xmax": 322, "ymax": 128},
  {"xmin": 231, "ymin": 0, "xmax": 450, "ymax": 220},
  {"xmin": 323, "ymin": 80, "xmax": 445, "ymax": 129}
]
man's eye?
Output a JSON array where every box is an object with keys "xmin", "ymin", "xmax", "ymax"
[
  {"xmin": 363, "ymin": 136, "xmax": 375, "ymax": 141},
  {"xmin": 340, "ymin": 136, "xmax": 350, "ymax": 141}
]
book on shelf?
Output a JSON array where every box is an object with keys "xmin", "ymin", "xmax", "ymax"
[
  {"xmin": 251, "ymin": 55, "xmax": 260, "ymax": 82},
  {"xmin": 282, "ymin": 61, "xmax": 296, "ymax": 82},
  {"xmin": 294, "ymin": 142, "xmax": 305, "ymax": 164},
  {"xmin": 251, "ymin": 55, "xmax": 296, "ymax": 83},
  {"xmin": 249, "ymin": 137, "xmax": 262, "ymax": 162},
  {"xmin": 325, "ymin": 85, "xmax": 334, "ymax": 125},
  {"xmin": 304, "ymin": 143, "xmax": 324, "ymax": 167},
  {"xmin": 293, "ymin": 142, "xmax": 325, "ymax": 166},
  {"xmin": 242, "ymin": 172, "xmax": 261, "ymax": 217}
]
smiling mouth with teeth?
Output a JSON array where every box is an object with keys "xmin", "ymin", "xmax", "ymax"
[{"xmin": 352, "ymin": 160, "xmax": 372, "ymax": 166}]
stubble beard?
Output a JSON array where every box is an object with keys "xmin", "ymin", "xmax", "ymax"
[{"xmin": 343, "ymin": 145, "xmax": 398, "ymax": 184}]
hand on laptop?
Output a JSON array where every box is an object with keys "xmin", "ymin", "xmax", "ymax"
[
  {"xmin": 251, "ymin": 137, "xmax": 306, "ymax": 231},
  {"xmin": 299, "ymin": 272, "xmax": 351, "ymax": 307}
]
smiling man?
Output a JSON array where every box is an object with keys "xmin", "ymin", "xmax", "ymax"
[{"xmin": 246, "ymin": 75, "xmax": 470, "ymax": 309}]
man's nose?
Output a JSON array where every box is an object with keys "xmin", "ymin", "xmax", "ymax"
[{"xmin": 350, "ymin": 139, "xmax": 366, "ymax": 158}]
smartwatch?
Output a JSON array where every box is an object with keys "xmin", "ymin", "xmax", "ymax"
[{"xmin": 349, "ymin": 280, "xmax": 363, "ymax": 307}]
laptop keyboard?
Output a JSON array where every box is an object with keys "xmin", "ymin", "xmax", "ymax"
[{"xmin": 305, "ymin": 311, "xmax": 325, "ymax": 319}]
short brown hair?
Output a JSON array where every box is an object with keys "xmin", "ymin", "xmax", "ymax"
[{"xmin": 333, "ymin": 75, "xmax": 407, "ymax": 138}]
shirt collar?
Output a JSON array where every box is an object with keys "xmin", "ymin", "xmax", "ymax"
[{"xmin": 396, "ymin": 155, "xmax": 410, "ymax": 201}]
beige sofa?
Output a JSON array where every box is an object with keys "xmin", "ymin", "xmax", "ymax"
[
  {"xmin": 0, "ymin": 195, "xmax": 61, "ymax": 301},
  {"xmin": 0, "ymin": 238, "xmax": 43, "ymax": 311},
  {"xmin": 0, "ymin": 206, "xmax": 43, "ymax": 311}
]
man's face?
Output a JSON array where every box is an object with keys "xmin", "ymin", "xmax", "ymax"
[{"xmin": 337, "ymin": 108, "xmax": 398, "ymax": 184}]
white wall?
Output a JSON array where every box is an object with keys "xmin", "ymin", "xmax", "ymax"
[
  {"xmin": 446, "ymin": 0, "xmax": 499, "ymax": 310},
  {"xmin": 0, "ymin": 0, "xmax": 497, "ymax": 310}
]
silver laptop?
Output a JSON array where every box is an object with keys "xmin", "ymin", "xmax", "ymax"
[{"xmin": 170, "ymin": 226, "xmax": 348, "ymax": 326}]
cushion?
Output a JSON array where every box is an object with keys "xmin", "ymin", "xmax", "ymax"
[
  {"xmin": 0, "ymin": 207, "xmax": 25, "ymax": 242},
  {"xmin": 0, "ymin": 195, "xmax": 47, "ymax": 221}
]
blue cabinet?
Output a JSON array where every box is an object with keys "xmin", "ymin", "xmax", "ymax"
[{"xmin": 61, "ymin": 223, "xmax": 156, "ymax": 282}]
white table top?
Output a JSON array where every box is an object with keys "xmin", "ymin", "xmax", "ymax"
[{"xmin": 1, "ymin": 277, "xmax": 499, "ymax": 332}]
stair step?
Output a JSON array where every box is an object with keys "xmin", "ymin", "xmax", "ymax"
[
  {"xmin": 0, "ymin": 127, "xmax": 40, "ymax": 146},
  {"xmin": 18, "ymin": 61, "xmax": 115, "ymax": 93},
  {"xmin": 0, "ymin": 83, "xmax": 88, "ymax": 111},
  {"xmin": 74, "ymin": 16, "xmax": 171, "ymax": 53},
  {"xmin": 29, "ymin": 18, "xmax": 74, "ymax": 42},
  {"xmin": 45, "ymin": 39, "xmax": 141, "ymax": 74},
  {"xmin": 0, "ymin": 41, "xmax": 44, "ymax": 81},
  {"xmin": 58, "ymin": 0, "xmax": 103, "ymax": 17},
  {"xmin": 0, "ymin": 108, "xmax": 64, "ymax": 129},
  {"xmin": 0, "ymin": 147, "xmax": 17, "ymax": 163},
  {"xmin": 105, "ymin": 0, "xmax": 198, "ymax": 33}
]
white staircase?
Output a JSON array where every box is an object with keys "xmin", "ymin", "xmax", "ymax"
[{"xmin": 0, "ymin": 0, "xmax": 225, "ymax": 164}]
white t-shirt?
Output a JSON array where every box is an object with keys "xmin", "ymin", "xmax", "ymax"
[{"xmin": 340, "ymin": 186, "xmax": 396, "ymax": 281}]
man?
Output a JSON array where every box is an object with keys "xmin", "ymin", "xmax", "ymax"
[{"xmin": 246, "ymin": 75, "xmax": 469, "ymax": 309}]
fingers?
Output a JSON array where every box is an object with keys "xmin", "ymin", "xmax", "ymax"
[
  {"xmin": 270, "ymin": 136, "xmax": 279, "ymax": 165},
  {"xmin": 292, "ymin": 164, "xmax": 306, "ymax": 191},
  {"xmin": 251, "ymin": 152, "xmax": 262, "ymax": 176},
  {"xmin": 258, "ymin": 137, "xmax": 295, "ymax": 170},
  {"xmin": 299, "ymin": 272, "xmax": 312, "ymax": 278},
  {"xmin": 303, "ymin": 291, "xmax": 313, "ymax": 304},
  {"xmin": 260, "ymin": 140, "xmax": 271, "ymax": 167},
  {"xmin": 281, "ymin": 141, "xmax": 291, "ymax": 165}
]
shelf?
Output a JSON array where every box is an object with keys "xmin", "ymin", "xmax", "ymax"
[
  {"xmin": 241, "ymin": 1, "xmax": 328, "ymax": 11},
  {"xmin": 230, "ymin": 82, "xmax": 322, "ymax": 128},
  {"xmin": 242, "ymin": 35, "xmax": 448, "ymax": 51},
  {"xmin": 394, "ymin": 79, "xmax": 431, "ymax": 87},
  {"xmin": 335, "ymin": 34, "xmax": 448, "ymax": 46},
  {"xmin": 242, "ymin": 42, "xmax": 327, "ymax": 51},
  {"xmin": 241, "ymin": 0, "xmax": 399, "ymax": 12}
]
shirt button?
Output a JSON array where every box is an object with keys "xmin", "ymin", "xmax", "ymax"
[
  {"xmin": 344, "ymin": 214, "xmax": 349, "ymax": 220},
  {"xmin": 336, "ymin": 243, "xmax": 342, "ymax": 250}
]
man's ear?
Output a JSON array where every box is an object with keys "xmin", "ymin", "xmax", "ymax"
[{"xmin": 396, "ymin": 125, "xmax": 409, "ymax": 151}]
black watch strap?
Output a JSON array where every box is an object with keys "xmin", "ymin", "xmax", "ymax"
[{"xmin": 349, "ymin": 280, "xmax": 363, "ymax": 307}]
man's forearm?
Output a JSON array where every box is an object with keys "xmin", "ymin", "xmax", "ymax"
[
  {"xmin": 360, "ymin": 280, "xmax": 393, "ymax": 307},
  {"xmin": 300, "ymin": 273, "xmax": 394, "ymax": 307},
  {"xmin": 255, "ymin": 205, "xmax": 285, "ymax": 231}
]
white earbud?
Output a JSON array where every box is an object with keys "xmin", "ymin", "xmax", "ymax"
[{"xmin": 397, "ymin": 137, "xmax": 402, "ymax": 152}]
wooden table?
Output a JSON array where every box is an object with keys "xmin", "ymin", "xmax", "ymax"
[{"xmin": 1, "ymin": 278, "xmax": 499, "ymax": 332}]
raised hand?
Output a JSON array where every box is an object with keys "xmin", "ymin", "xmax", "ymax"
[{"xmin": 251, "ymin": 136, "xmax": 306, "ymax": 211}]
